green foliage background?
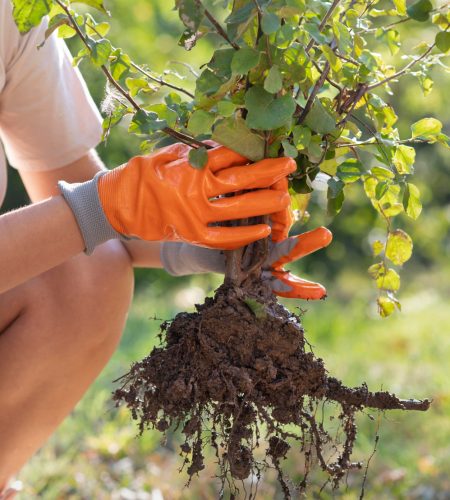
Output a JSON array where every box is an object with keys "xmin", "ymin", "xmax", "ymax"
[{"xmin": 3, "ymin": 0, "xmax": 450, "ymax": 496}]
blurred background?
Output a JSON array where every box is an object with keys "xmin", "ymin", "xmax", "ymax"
[{"xmin": 4, "ymin": 1, "xmax": 450, "ymax": 497}]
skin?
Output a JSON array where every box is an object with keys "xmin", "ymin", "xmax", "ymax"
[{"xmin": 0, "ymin": 150, "xmax": 162, "ymax": 491}]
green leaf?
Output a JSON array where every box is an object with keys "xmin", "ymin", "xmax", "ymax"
[
  {"xmin": 188, "ymin": 147, "xmax": 208, "ymax": 169},
  {"xmin": 292, "ymin": 125, "xmax": 312, "ymax": 150},
  {"xmin": 375, "ymin": 181, "xmax": 389, "ymax": 200},
  {"xmin": 336, "ymin": 159, "xmax": 363, "ymax": 184},
  {"xmin": 244, "ymin": 298, "xmax": 267, "ymax": 319},
  {"xmin": 304, "ymin": 100, "xmax": 336, "ymax": 135},
  {"xmin": 293, "ymin": 176, "xmax": 313, "ymax": 194},
  {"xmin": 371, "ymin": 166, "xmax": 395, "ymax": 180},
  {"xmin": 282, "ymin": 140, "xmax": 298, "ymax": 158},
  {"xmin": 217, "ymin": 100, "xmax": 237, "ymax": 117},
  {"xmin": 436, "ymin": 31, "xmax": 450, "ymax": 53},
  {"xmin": 176, "ymin": 0, "xmax": 204, "ymax": 31},
  {"xmin": 327, "ymin": 188, "xmax": 345, "ymax": 215},
  {"xmin": 38, "ymin": 13, "xmax": 70, "ymax": 48},
  {"xmin": 411, "ymin": 117, "xmax": 443, "ymax": 138},
  {"xmin": 146, "ymin": 104, "xmax": 178, "ymax": 128},
  {"xmin": 264, "ymin": 65, "xmax": 283, "ymax": 94},
  {"xmin": 196, "ymin": 69, "xmax": 224, "ymax": 96},
  {"xmin": 328, "ymin": 177, "xmax": 345, "ymax": 198},
  {"xmin": 188, "ymin": 110, "xmax": 216, "ymax": 136},
  {"xmin": 377, "ymin": 296, "xmax": 396, "ymax": 317},
  {"xmin": 385, "ymin": 229, "xmax": 413, "ymax": 265},
  {"xmin": 403, "ymin": 182, "xmax": 422, "ymax": 219},
  {"xmin": 321, "ymin": 44, "xmax": 342, "ymax": 72},
  {"xmin": 87, "ymin": 38, "xmax": 112, "ymax": 67},
  {"xmin": 72, "ymin": 0, "xmax": 109, "ymax": 14},
  {"xmin": 225, "ymin": 2, "xmax": 255, "ymax": 25},
  {"xmin": 304, "ymin": 22, "xmax": 329, "ymax": 45},
  {"xmin": 245, "ymin": 86, "xmax": 296, "ymax": 131},
  {"xmin": 85, "ymin": 15, "xmax": 110, "ymax": 38},
  {"xmin": 129, "ymin": 110, "xmax": 167, "ymax": 135},
  {"xmin": 393, "ymin": 145, "xmax": 415, "ymax": 175},
  {"xmin": 72, "ymin": 46, "xmax": 89, "ymax": 67},
  {"xmin": 231, "ymin": 48, "xmax": 260, "ymax": 74},
  {"xmin": 368, "ymin": 262, "xmax": 385, "ymax": 279},
  {"xmin": 57, "ymin": 21, "xmax": 77, "ymax": 39},
  {"xmin": 261, "ymin": 11, "xmax": 280, "ymax": 34},
  {"xmin": 125, "ymin": 77, "xmax": 150, "ymax": 97},
  {"xmin": 327, "ymin": 177, "xmax": 345, "ymax": 214},
  {"xmin": 110, "ymin": 49, "xmax": 131, "ymax": 80},
  {"xmin": 407, "ymin": 0, "xmax": 433, "ymax": 22},
  {"xmin": 393, "ymin": 0, "xmax": 407, "ymax": 15},
  {"xmin": 212, "ymin": 117, "xmax": 265, "ymax": 161},
  {"xmin": 12, "ymin": 0, "xmax": 52, "ymax": 34}
]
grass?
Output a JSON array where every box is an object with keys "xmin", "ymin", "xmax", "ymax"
[{"xmin": 16, "ymin": 266, "xmax": 450, "ymax": 499}]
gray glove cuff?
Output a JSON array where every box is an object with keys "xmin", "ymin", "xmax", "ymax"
[
  {"xmin": 58, "ymin": 172, "xmax": 125, "ymax": 255},
  {"xmin": 160, "ymin": 242, "xmax": 226, "ymax": 276}
]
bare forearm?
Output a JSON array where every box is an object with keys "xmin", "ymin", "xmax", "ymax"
[{"xmin": 0, "ymin": 196, "xmax": 85, "ymax": 294}]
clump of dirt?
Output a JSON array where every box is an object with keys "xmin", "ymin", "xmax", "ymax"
[{"xmin": 113, "ymin": 279, "xmax": 430, "ymax": 497}]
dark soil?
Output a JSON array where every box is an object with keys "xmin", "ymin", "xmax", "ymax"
[{"xmin": 113, "ymin": 279, "xmax": 430, "ymax": 498}]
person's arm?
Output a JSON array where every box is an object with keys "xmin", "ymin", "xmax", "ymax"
[
  {"xmin": 0, "ymin": 195, "xmax": 85, "ymax": 294},
  {"xmin": 0, "ymin": 150, "xmax": 136, "ymax": 294},
  {"xmin": 19, "ymin": 148, "xmax": 164, "ymax": 269}
]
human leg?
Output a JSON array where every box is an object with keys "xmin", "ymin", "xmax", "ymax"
[{"xmin": 0, "ymin": 240, "xmax": 133, "ymax": 487}]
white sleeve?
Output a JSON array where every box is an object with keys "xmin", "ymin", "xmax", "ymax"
[{"xmin": 0, "ymin": 0, "xmax": 103, "ymax": 172}]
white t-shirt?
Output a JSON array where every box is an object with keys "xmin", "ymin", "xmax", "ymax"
[{"xmin": 0, "ymin": 0, "xmax": 102, "ymax": 207}]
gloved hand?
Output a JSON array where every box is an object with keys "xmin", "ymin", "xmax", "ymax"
[
  {"xmin": 161, "ymin": 226, "xmax": 332, "ymax": 300},
  {"xmin": 58, "ymin": 143, "xmax": 296, "ymax": 254}
]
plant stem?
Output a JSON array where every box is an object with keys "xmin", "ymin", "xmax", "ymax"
[
  {"xmin": 305, "ymin": 0, "xmax": 341, "ymax": 53},
  {"xmin": 297, "ymin": 62, "xmax": 331, "ymax": 124},
  {"xmin": 224, "ymin": 248, "xmax": 243, "ymax": 286},
  {"xmin": 198, "ymin": 1, "xmax": 240, "ymax": 50},
  {"xmin": 130, "ymin": 62, "xmax": 195, "ymax": 99},
  {"xmin": 366, "ymin": 42, "xmax": 436, "ymax": 91}
]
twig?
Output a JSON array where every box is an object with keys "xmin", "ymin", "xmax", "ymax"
[
  {"xmin": 296, "ymin": 62, "xmax": 331, "ymax": 124},
  {"xmin": 198, "ymin": 0, "xmax": 240, "ymax": 50},
  {"xmin": 86, "ymin": 20, "xmax": 196, "ymax": 98},
  {"xmin": 305, "ymin": 0, "xmax": 341, "ymax": 53},
  {"xmin": 366, "ymin": 43, "xmax": 436, "ymax": 91},
  {"xmin": 337, "ymin": 83, "xmax": 368, "ymax": 127},
  {"xmin": 311, "ymin": 59, "xmax": 343, "ymax": 91},
  {"xmin": 130, "ymin": 62, "xmax": 195, "ymax": 98}
]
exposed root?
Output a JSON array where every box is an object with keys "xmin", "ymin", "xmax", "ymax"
[{"xmin": 113, "ymin": 279, "xmax": 430, "ymax": 497}]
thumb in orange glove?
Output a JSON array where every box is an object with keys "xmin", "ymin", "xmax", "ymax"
[
  {"xmin": 263, "ymin": 227, "xmax": 332, "ymax": 300},
  {"xmin": 58, "ymin": 143, "xmax": 296, "ymax": 254}
]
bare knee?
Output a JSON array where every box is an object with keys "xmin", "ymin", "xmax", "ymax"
[{"xmin": 22, "ymin": 240, "xmax": 134, "ymax": 355}]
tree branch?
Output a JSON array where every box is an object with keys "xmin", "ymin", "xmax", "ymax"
[
  {"xmin": 55, "ymin": 0, "xmax": 205, "ymax": 148},
  {"xmin": 366, "ymin": 43, "xmax": 436, "ymax": 91}
]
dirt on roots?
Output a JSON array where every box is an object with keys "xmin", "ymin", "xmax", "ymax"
[{"xmin": 113, "ymin": 279, "xmax": 430, "ymax": 497}]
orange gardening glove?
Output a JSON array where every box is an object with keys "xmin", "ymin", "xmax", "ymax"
[
  {"xmin": 263, "ymin": 227, "xmax": 333, "ymax": 300},
  {"xmin": 262, "ymin": 174, "xmax": 332, "ymax": 299},
  {"xmin": 161, "ymin": 226, "xmax": 332, "ymax": 300},
  {"xmin": 58, "ymin": 143, "xmax": 296, "ymax": 254}
]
